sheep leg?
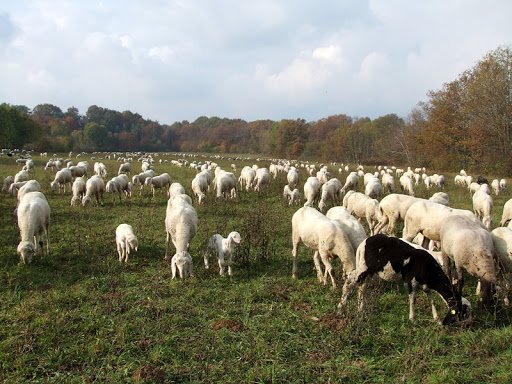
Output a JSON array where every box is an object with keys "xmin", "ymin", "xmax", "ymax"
[
  {"xmin": 203, "ymin": 251, "xmax": 210, "ymax": 269},
  {"xmin": 171, "ymin": 258, "xmax": 177, "ymax": 279},
  {"xmin": 117, "ymin": 242, "xmax": 123, "ymax": 262},
  {"xmin": 319, "ymin": 251, "xmax": 336, "ymax": 289},
  {"xmin": 227, "ymin": 255, "xmax": 233, "ymax": 276},
  {"xmin": 312, "ymin": 251, "xmax": 324, "ymax": 283},
  {"xmin": 291, "ymin": 236, "xmax": 300, "ymax": 279},
  {"xmin": 124, "ymin": 239, "xmax": 130, "ymax": 262},
  {"xmin": 337, "ymin": 272, "xmax": 358, "ymax": 314},
  {"xmin": 45, "ymin": 221, "xmax": 50, "ymax": 255},
  {"xmin": 164, "ymin": 232, "xmax": 172, "ymax": 260},
  {"xmin": 426, "ymin": 290, "xmax": 441, "ymax": 324},
  {"xmin": 407, "ymin": 280, "xmax": 419, "ymax": 322},
  {"xmin": 373, "ymin": 215, "xmax": 389, "ymax": 235},
  {"xmin": 218, "ymin": 254, "xmax": 226, "ymax": 276}
]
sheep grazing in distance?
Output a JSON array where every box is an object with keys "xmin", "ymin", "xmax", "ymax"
[
  {"xmin": 106, "ymin": 174, "xmax": 132, "ymax": 203},
  {"xmin": 50, "ymin": 168, "xmax": 73, "ymax": 194},
  {"xmin": 205, "ymin": 231, "xmax": 242, "ymax": 276},
  {"xmin": 94, "ymin": 162, "xmax": 108, "ymax": 178},
  {"xmin": 192, "ymin": 173, "xmax": 209, "ymax": 204},
  {"xmin": 303, "ymin": 176, "xmax": 321, "ymax": 207},
  {"xmin": 283, "ymin": 185, "xmax": 300, "ymax": 206},
  {"xmin": 165, "ymin": 194, "xmax": 197, "ymax": 279},
  {"xmin": 17, "ymin": 191, "xmax": 51, "ymax": 264},
  {"xmin": 490, "ymin": 227, "xmax": 512, "ymax": 305},
  {"xmin": 215, "ymin": 171, "xmax": 237, "ymax": 199},
  {"xmin": 68, "ymin": 165, "xmax": 87, "ymax": 179},
  {"xmin": 118, "ymin": 162, "xmax": 132, "ymax": 175},
  {"xmin": 381, "ymin": 173, "xmax": 394, "ymax": 194},
  {"xmin": 399, "ymin": 175, "xmax": 415, "ymax": 196},
  {"xmin": 132, "ymin": 170, "xmax": 156, "ymax": 195},
  {"xmin": 82, "ymin": 175, "xmax": 105, "ymax": 206},
  {"xmin": 115, "ymin": 224, "xmax": 138, "ymax": 263},
  {"xmin": 291, "ymin": 207, "xmax": 355, "ymax": 290},
  {"xmin": 145, "ymin": 173, "xmax": 172, "ymax": 197},
  {"xmin": 338, "ymin": 234, "xmax": 470, "ymax": 325},
  {"xmin": 14, "ymin": 170, "xmax": 30, "ymax": 183},
  {"xmin": 491, "ymin": 179, "xmax": 500, "ymax": 195},
  {"xmin": 343, "ymin": 191, "xmax": 381, "ymax": 235},
  {"xmin": 340, "ymin": 172, "xmax": 359, "ymax": 194}
]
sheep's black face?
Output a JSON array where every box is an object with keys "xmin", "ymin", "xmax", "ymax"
[{"xmin": 441, "ymin": 304, "xmax": 471, "ymax": 325}]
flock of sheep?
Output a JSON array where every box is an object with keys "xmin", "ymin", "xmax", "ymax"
[{"xmin": 3, "ymin": 150, "xmax": 512, "ymax": 325}]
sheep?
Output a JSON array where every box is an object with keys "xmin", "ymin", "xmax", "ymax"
[
  {"xmin": 399, "ymin": 175, "xmax": 415, "ymax": 196},
  {"xmin": 16, "ymin": 191, "xmax": 51, "ymax": 264},
  {"xmin": 2, "ymin": 175, "xmax": 14, "ymax": 193},
  {"xmin": 291, "ymin": 207, "xmax": 355, "ymax": 290},
  {"xmin": 22, "ymin": 159, "xmax": 34, "ymax": 172},
  {"xmin": 168, "ymin": 182, "xmax": 187, "ymax": 200},
  {"xmin": 165, "ymin": 194, "xmax": 198, "ymax": 279},
  {"xmin": 118, "ymin": 162, "xmax": 132, "ymax": 175},
  {"xmin": 303, "ymin": 176, "xmax": 321, "ymax": 207},
  {"xmin": 491, "ymin": 179, "xmax": 500, "ymax": 195},
  {"xmin": 16, "ymin": 180, "xmax": 41, "ymax": 203},
  {"xmin": 491, "ymin": 227, "xmax": 512, "ymax": 305},
  {"xmin": 454, "ymin": 175, "xmax": 466, "ymax": 186},
  {"xmin": 318, "ymin": 178, "xmax": 342, "ymax": 212},
  {"xmin": 439, "ymin": 214, "xmax": 497, "ymax": 311},
  {"xmin": 283, "ymin": 185, "xmax": 300, "ymax": 206},
  {"xmin": 8, "ymin": 180, "xmax": 29, "ymax": 197},
  {"xmin": 500, "ymin": 178, "xmax": 507, "ymax": 191},
  {"xmin": 325, "ymin": 206, "xmax": 367, "ymax": 251},
  {"xmin": 337, "ymin": 234, "xmax": 470, "ymax": 325},
  {"xmin": 68, "ymin": 165, "xmax": 87, "ymax": 178},
  {"xmin": 316, "ymin": 169, "xmax": 329, "ymax": 185},
  {"xmin": 373, "ymin": 194, "xmax": 422, "ymax": 236},
  {"xmin": 70, "ymin": 177, "xmax": 87, "ymax": 206},
  {"xmin": 215, "ymin": 171, "xmax": 237, "ymax": 199},
  {"xmin": 145, "ymin": 173, "xmax": 171, "ymax": 197},
  {"xmin": 106, "ymin": 174, "xmax": 131, "ymax": 203},
  {"xmin": 44, "ymin": 160, "xmax": 60, "ymax": 171},
  {"xmin": 287, "ymin": 167, "xmax": 299, "ymax": 189},
  {"xmin": 340, "ymin": 172, "xmax": 359, "ymax": 194},
  {"xmin": 500, "ymin": 199, "xmax": 512, "ymax": 226},
  {"xmin": 472, "ymin": 187, "xmax": 493, "ymax": 229},
  {"xmin": 82, "ymin": 175, "xmax": 105, "ymax": 206},
  {"xmin": 205, "ymin": 231, "xmax": 242, "ymax": 276},
  {"xmin": 132, "ymin": 170, "xmax": 156, "ymax": 195},
  {"xmin": 192, "ymin": 173, "xmax": 209, "ymax": 204},
  {"xmin": 364, "ymin": 178, "xmax": 382, "ymax": 199},
  {"xmin": 115, "ymin": 224, "xmax": 138, "ymax": 263},
  {"xmin": 50, "ymin": 168, "xmax": 73, "ymax": 194},
  {"xmin": 253, "ymin": 167, "xmax": 271, "ymax": 192},
  {"xmin": 343, "ymin": 191, "xmax": 381, "ymax": 235},
  {"xmin": 14, "ymin": 169, "xmax": 29, "ymax": 183},
  {"xmin": 381, "ymin": 173, "xmax": 394, "ymax": 194},
  {"xmin": 94, "ymin": 162, "xmax": 108, "ymax": 178},
  {"xmin": 238, "ymin": 166, "xmax": 256, "ymax": 191},
  {"xmin": 429, "ymin": 192, "xmax": 450, "ymax": 206}
]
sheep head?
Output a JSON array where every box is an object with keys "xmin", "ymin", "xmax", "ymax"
[
  {"xmin": 17, "ymin": 241, "xmax": 35, "ymax": 264},
  {"xmin": 171, "ymin": 251, "xmax": 193, "ymax": 279}
]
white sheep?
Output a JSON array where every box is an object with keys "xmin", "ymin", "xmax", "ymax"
[
  {"xmin": 501, "ymin": 198, "xmax": 512, "ymax": 226},
  {"xmin": 118, "ymin": 162, "xmax": 132, "ymax": 175},
  {"xmin": 454, "ymin": 175, "xmax": 466, "ymax": 186},
  {"xmin": 132, "ymin": 170, "xmax": 156, "ymax": 195},
  {"xmin": 500, "ymin": 179, "xmax": 507, "ymax": 191},
  {"xmin": 215, "ymin": 171, "xmax": 237, "ymax": 199},
  {"xmin": 94, "ymin": 162, "xmax": 108, "ymax": 178},
  {"xmin": 343, "ymin": 191, "xmax": 381, "ymax": 235},
  {"xmin": 115, "ymin": 224, "xmax": 138, "ymax": 263},
  {"xmin": 381, "ymin": 173, "xmax": 394, "ymax": 194},
  {"xmin": 364, "ymin": 178, "xmax": 382, "ymax": 199},
  {"xmin": 16, "ymin": 180, "xmax": 41, "ymax": 203},
  {"xmin": 50, "ymin": 168, "xmax": 73, "ymax": 194},
  {"xmin": 70, "ymin": 177, "xmax": 87, "ymax": 206},
  {"xmin": 106, "ymin": 174, "xmax": 131, "ymax": 203},
  {"xmin": 292, "ymin": 207, "xmax": 356, "ymax": 290},
  {"xmin": 429, "ymin": 192, "xmax": 450, "ymax": 206},
  {"xmin": 2, "ymin": 175, "xmax": 14, "ymax": 193},
  {"xmin": 472, "ymin": 187, "xmax": 493, "ymax": 229},
  {"xmin": 145, "ymin": 173, "xmax": 172, "ymax": 197},
  {"xmin": 68, "ymin": 165, "xmax": 87, "ymax": 178},
  {"xmin": 238, "ymin": 166, "xmax": 256, "ymax": 191},
  {"xmin": 325, "ymin": 206, "xmax": 367, "ymax": 251},
  {"xmin": 165, "ymin": 194, "xmax": 198, "ymax": 278},
  {"xmin": 253, "ymin": 167, "xmax": 271, "ymax": 192},
  {"xmin": 303, "ymin": 176, "xmax": 321, "ymax": 207},
  {"xmin": 287, "ymin": 167, "xmax": 299, "ymax": 189},
  {"xmin": 14, "ymin": 169, "xmax": 29, "ymax": 183},
  {"xmin": 340, "ymin": 172, "xmax": 359, "ymax": 194},
  {"xmin": 205, "ymin": 231, "xmax": 242, "ymax": 276},
  {"xmin": 373, "ymin": 194, "xmax": 422, "ymax": 236},
  {"xmin": 17, "ymin": 191, "xmax": 50, "ymax": 264},
  {"xmin": 192, "ymin": 173, "xmax": 209, "ymax": 204},
  {"xmin": 318, "ymin": 178, "xmax": 342, "ymax": 212},
  {"xmin": 168, "ymin": 182, "xmax": 187, "ymax": 200},
  {"xmin": 491, "ymin": 227, "xmax": 512, "ymax": 305},
  {"xmin": 82, "ymin": 175, "xmax": 105, "ymax": 206},
  {"xmin": 399, "ymin": 174, "xmax": 415, "ymax": 196}
]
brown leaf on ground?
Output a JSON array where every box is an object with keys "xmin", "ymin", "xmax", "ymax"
[{"xmin": 211, "ymin": 319, "xmax": 245, "ymax": 332}]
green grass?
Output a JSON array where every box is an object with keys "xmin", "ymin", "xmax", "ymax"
[{"xmin": 1, "ymin": 154, "xmax": 512, "ymax": 383}]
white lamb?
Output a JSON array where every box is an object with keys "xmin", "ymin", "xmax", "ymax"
[
  {"xmin": 291, "ymin": 207, "xmax": 356, "ymax": 290},
  {"xmin": 205, "ymin": 231, "xmax": 242, "ymax": 276},
  {"xmin": 115, "ymin": 223, "xmax": 139, "ymax": 263},
  {"xmin": 94, "ymin": 162, "xmax": 108, "ymax": 178},
  {"xmin": 215, "ymin": 171, "xmax": 237, "ymax": 199},
  {"xmin": 343, "ymin": 191, "xmax": 381, "ymax": 235},
  {"xmin": 132, "ymin": 170, "xmax": 156, "ymax": 195},
  {"xmin": 82, "ymin": 175, "xmax": 105, "ymax": 206},
  {"xmin": 283, "ymin": 185, "xmax": 300, "ymax": 206},
  {"xmin": 381, "ymin": 173, "xmax": 394, "ymax": 194},
  {"xmin": 165, "ymin": 194, "xmax": 198, "ymax": 279},
  {"xmin": 303, "ymin": 176, "xmax": 321, "ymax": 207},
  {"xmin": 491, "ymin": 179, "xmax": 500, "ymax": 195},
  {"xmin": 17, "ymin": 191, "xmax": 51, "ymax": 264},
  {"xmin": 106, "ymin": 174, "xmax": 131, "ymax": 203},
  {"xmin": 50, "ymin": 168, "xmax": 73, "ymax": 194},
  {"xmin": 14, "ymin": 169, "xmax": 30, "ymax": 183},
  {"xmin": 472, "ymin": 187, "xmax": 493, "ymax": 229},
  {"xmin": 68, "ymin": 165, "xmax": 87, "ymax": 178}
]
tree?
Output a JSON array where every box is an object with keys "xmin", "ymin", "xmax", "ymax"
[{"xmin": 84, "ymin": 122, "xmax": 108, "ymax": 150}]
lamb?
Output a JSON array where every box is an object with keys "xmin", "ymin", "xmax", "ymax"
[
  {"xmin": 439, "ymin": 214, "xmax": 497, "ymax": 311},
  {"xmin": 22, "ymin": 159, "xmax": 34, "ymax": 172},
  {"xmin": 340, "ymin": 172, "xmax": 359, "ymax": 194},
  {"xmin": 472, "ymin": 187, "xmax": 493, "ymax": 229},
  {"xmin": 205, "ymin": 231, "xmax": 242, "ymax": 276},
  {"xmin": 500, "ymin": 178, "xmax": 507, "ymax": 191},
  {"xmin": 318, "ymin": 178, "xmax": 342, "ymax": 212},
  {"xmin": 50, "ymin": 168, "xmax": 73, "ymax": 194},
  {"xmin": 82, "ymin": 175, "xmax": 105, "ymax": 206},
  {"xmin": 192, "ymin": 172, "xmax": 209, "ymax": 204},
  {"xmin": 215, "ymin": 171, "xmax": 237, "ymax": 199},
  {"xmin": 118, "ymin": 162, "xmax": 132, "ymax": 175},
  {"xmin": 291, "ymin": 207, "xmax": 355, "ymax": 290},
  {"xmin": 337, "ymin": 234, "xmax": 470, "ymax": 325},
  {"xmin": 399, "ymin": 174, "xmax": 415, "ymax": 196},
  {"xmin": 500, "ymin": 199, "xmax": 512, "ymax": 226},
  {"xmin": 454, "ymin": 175, "xmax": 466, "ymax": 186},
  {"xmin": 16, "ymin": 191, "xmax": 51, "ymax": 264},
  {"xmin": 70, "ymin": 177, "xmax": 87, "ymax": 206},
  {"xmin": 115, "ymin": 224, "xmax": 138, "ymax": 263},
  {"xmin": 44, "ymin": 160, "xmax": 60, "ymax": 171},
  {"xmin": 303, "ymin": 176, "xmax": 321, "ymax": 207},
  {"xmin": 238, "ymin": 166, "xmax": 256, "ymax": 191},
  {"xmin": 145, "ymin": 173, "xmax": 172, "ymax": 197},
  {"xmin": 165, "ymin": 194, "xmax": 198, "ymax": 279},
  {"xmin": 287, "ymin": 167, "xmax": 299, "ymax": 189},
  {"xmin": 373, "ymin": 194, "xmax": 422, "ymax": 236},
  {"xmin": 283, "ymin": 185, "xmax": 300, "ymax": 206},
  {"xmin": 253, "ymin": 167, "xmax": 271, "ymax": 192},
  {"xmin": 491, "ymin": 179, "xmax": 500, "ymax": 195},
  {"xmin": 106, "ymin": 174, "xmax": 131, "ymax": 203}
]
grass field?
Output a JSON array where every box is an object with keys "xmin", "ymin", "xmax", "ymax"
[{"xmin": 1, "ymin": 154, "xmax": 512, "ymax": 383}]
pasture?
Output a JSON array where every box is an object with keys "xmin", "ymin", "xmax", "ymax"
[{"xmin": 1, "ymin": 153, "xmax": 512, "ymax": 383}]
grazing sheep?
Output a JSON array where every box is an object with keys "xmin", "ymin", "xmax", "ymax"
[
  {"xmin": 491, "ymin": 227, "xmax": 512, "ymax": 305},
  {"xmin": 205, "ymin": 231, "xmax": 242, "ymax": 276},
  {"xmin": 192, "ymin": 173, "xmax": 209, "ymax": 204},
  {"xmin": 283, "ymin": 185, "xmax": 300, "ymax": 206},
  {"xmin": 118, "ymin": 162, "xmax": 132, "ymax": 175},
  {"xmin": 168, "ymin": 182, "xmax": 187, "ymax": 200},
  {"xmin": 303, "ymin": 176, "xmax": 321, "ymax": 207},
  {"xmin": 472, "ymin": 187, "xmax": 493, "ymax": 229},
  {"xmin": 50, "ymin": 168, "xmax": 73, "ymax": 194},
  {"xmin": 343, "ymin": 191, "xmax": 380, "ymax": 235},
  {"xmin": 238, "ymin": 166, "xmax": 256, "ymax": 191},
  {"xmin": 501, "ymin": 199, "xmax": 512, "ymax": 226},
  {"xmin": 145, "ymin": 173, "xmax": 172, "ymax": 197},
  {"xmin": 287, "ymin": 167, "xmax": 299, "ymax": 189},
  {"xmin": 165, "ymin": 194, "xmax": 198, "ymax": 279},
  {"xmin": 106, "ymin": 174, "xmax": 131, "ymax": 203},
  {"xmin": 14, "ymin": 169, "xmax": 30, "ymax": 183},
  {"xmin": 325, "ymin": 206, "xmax": 367, "ymax": 251},
  {"xmin": 373, "ymin": 194, "xmax": 421, "ymax": 236},
  {"xmin": 399, "ymin": 175, "xmax": 415, "ymax": 196},
  {"xmin": 17, "ymin": 191, "xmax": 51, "ymax": 264},
  {"xmin": 2, "ymin": 175, "xmax": 14, "ymax": 193},
  {"xmin": 381, "ymin": 173, "xmax": 394, "ymax": 194},
  {"xmin": 291, "ymin": 207, "xmax": 355, "ymax": 290},
  {"xmin": 500, "ymin": 178, "xmax": 507, "ymax": 191},
  {"xmin": 68, "ymin": 165, "xmax": 87, "ymax": 178},
  {"xmin": 340, "ymin": 172, "xmax": 359, "ymax": 194},
  {"xmin": 82, "ymin": 175, "xmax": 105, "ymax": 206},
  {"xmin": 318, "ymin": 178, "xmax": 342, "ymax": 212},
  {"xmin": 338, "ymin": 234, "xmax": 470, "ymax": 325},
  {"xmin": 439, "ymin": 214, "xmax": 497, "ymax": 311},
  {"xmin": 253, "ymin": 167, "xmax": 271, "ymax": 192},
  {"xmin": 16, "ymin": 180, "xmax": 41, "ymax": 203},
  {"xmin": 491, "ymin": 179, "xmax": 500, "ymax": 195},
  {"xmin": 70, "ymin": 177, "xmax": 87, "ymax": 206},
  {"xmin": 132, "ymin": 170, "xmax": 156, "ymax": 195},
  {"xmin": 454, "ymin": 175, "xmax": 466, "ymax": 186},
  {"xmin": 115, "ymin": 224, "xmax": 138, "ymax": 263},
  {"xmin": 365, "ymin": 177, "xmax": 382, "ymax": 199},
  {"xmin": 94, "ymin": 162, "xmax": 108, "ymax": 178},
  {"xmin": 215, "ymin": 171, "xmax": 237, "ymax": 199}
]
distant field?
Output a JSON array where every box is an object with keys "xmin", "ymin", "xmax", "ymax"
[{"xmin": 1, "ymin": 153, "xmax": 512, "ymax": 383}]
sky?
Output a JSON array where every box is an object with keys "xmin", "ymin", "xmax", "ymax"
[{"xmin": 0, "ymin": 1, "xmax": 510, "ymax": 124}]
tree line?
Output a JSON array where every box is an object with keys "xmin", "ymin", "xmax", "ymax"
[{"xmin": 1, "ymin": 47, "xmax": 510, "ymax": 173}]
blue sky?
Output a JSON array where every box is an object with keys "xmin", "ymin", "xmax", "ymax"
[{"xmin": 0, "ymin": 1, "xmax": 510, "ymax": 124}]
